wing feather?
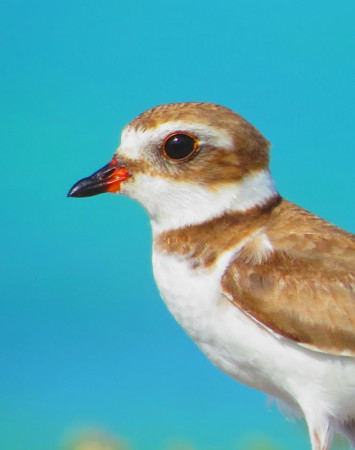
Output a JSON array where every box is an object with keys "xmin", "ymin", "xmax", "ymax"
[{"xmin": 221, "ymin": 201, "xmax": 355, "ymax": 356}]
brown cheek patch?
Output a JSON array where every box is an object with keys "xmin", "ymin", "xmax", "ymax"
[
  {"xmin": 169, "ymin": 144, "xmax": 268, "ymax": 187},
  {"xmin": 117, "ymin": 148, "xmax": 259, "ymax": 188},
  {"xmin": 156, "ymin": 147, "xmax": 246, "ymax": 186},
  {"xmin": 133, "ymin": 143, "xmax": 269, "ymax": 190}
]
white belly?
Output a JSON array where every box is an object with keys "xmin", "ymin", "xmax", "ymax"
[
  {"xmin": 152, "ymin": 248, "xmax": 355, "ymax": 421},
  {"xmin": 152, "ymin": 248, "xmax": 289, "ymax": 396}
]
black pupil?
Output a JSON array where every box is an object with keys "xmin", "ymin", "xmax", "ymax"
[{"xmin": 164, "ymin": 134, "xmax": 196, "ymax": 160}]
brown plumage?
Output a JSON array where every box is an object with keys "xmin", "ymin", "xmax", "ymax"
[
  {"xmin": 155, "ymin": 197, "xmax": 355, "ymax": 355},
  {"xmin": 68, "ymin": 101, "xmax": 355, "ymax": 450},
  {"xmin": 120, "ymin": 102, "xmax": 270, "ymax": 187}
]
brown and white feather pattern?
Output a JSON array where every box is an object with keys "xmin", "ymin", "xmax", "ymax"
[
  {"xmin": 155, "ymin": 197, "xmax": 355, "ymax": 356},
  {"xmin": 69, "ymin": 101, "xmax": 355, "ymax": 450}
]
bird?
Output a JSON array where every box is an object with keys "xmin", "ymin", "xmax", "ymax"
[{"xmin": 68, "ymin": 102, "xmax": 355, "ymax": 450}]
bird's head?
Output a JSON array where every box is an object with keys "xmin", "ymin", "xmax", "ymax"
[{"xmin": 68, "ymin": 102, "xmax": 276, "ymax": 232}]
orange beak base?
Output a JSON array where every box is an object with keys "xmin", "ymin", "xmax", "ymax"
[{"xmin": 67, "ymin": 158, "xmax": 130, "ymax": 198}]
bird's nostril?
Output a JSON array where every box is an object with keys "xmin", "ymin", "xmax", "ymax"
[{"xmin": 100, "ymin": 167, "xmax": 116, "ymax": 180}]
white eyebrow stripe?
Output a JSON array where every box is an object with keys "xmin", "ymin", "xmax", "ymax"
[{"xmin": 118, "ymin": 121, "xmax": 234, "ymax": 160}]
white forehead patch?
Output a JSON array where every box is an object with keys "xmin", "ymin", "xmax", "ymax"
[{"xmin": 118, "ymin": 121, "xmax": 234, "ymax": 160}]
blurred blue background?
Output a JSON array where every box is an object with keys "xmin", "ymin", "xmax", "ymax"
[{"xmin": 1, "ymin": 0, "xmax": 354, "ymax": 449}]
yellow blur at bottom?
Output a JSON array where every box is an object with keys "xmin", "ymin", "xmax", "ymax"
[{"xmin": 64, "ymin": 430, "xmax": 129, "ymax": 450}]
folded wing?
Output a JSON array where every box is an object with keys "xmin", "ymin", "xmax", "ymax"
[{"xmin": 221, "ymin": 200, "xmax": 355, "ymax": 356}]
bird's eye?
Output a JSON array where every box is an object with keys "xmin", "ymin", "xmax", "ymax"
[{"xmin": 163, "ymin": 133, "xmax": 198, "ymax": 161}]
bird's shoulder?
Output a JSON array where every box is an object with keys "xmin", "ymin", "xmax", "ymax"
[{"xmin": 222, "ymin": 199, "xmax": 355, "ymax": 356}]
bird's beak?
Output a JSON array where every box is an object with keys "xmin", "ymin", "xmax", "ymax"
[{"xmin": 67, "ymin": 157, "xmax": 130, "ymax": 198}]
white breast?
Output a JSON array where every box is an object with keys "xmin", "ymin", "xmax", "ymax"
[
  {"xmin": 152, "ymin": 246, "xmax": 289, "ymax": 396},
  {"xmin": 152, "ymin": 246, "xmax": 355, "ymax": 423}
]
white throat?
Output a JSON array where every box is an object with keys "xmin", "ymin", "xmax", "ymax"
[{"xmin": 124, "ymin": 169, "xmax": 278, "ymax": 234}]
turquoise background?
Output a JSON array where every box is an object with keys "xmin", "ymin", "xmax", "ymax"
[{"xmin": 1, "ymin": 0, "xmax": 354, "ymax": 449}]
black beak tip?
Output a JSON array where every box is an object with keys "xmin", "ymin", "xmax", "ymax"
[
  {"xmin": 67, "ymin": 180, "xmax": 90, "ymax": 198},
  {"xmin": 67, "ymin": 184, "xmax": 80, "ymax": 198},
  {"xmin": 67, "ymin": 177, "xmax": 106, "ymax": 198}
]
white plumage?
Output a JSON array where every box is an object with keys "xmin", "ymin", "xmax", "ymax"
[{"xmin": 69, "ymin": 102, "xmax": 355, "ymax": 450}]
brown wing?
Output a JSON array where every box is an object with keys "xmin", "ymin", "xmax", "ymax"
[{"xmin": 221, "ymin": 200, "xmax": 355, "ymax": 356}]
